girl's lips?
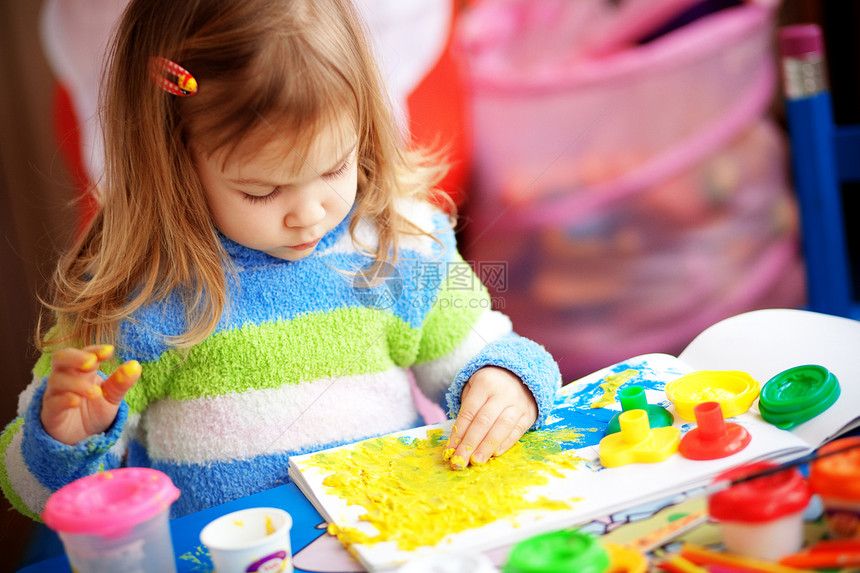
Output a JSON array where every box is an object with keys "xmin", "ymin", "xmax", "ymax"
[{"xmin": 287, "ymin": 239, "xmax": 320, "ymax": 251}]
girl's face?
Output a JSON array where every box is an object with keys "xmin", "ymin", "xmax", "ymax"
[{"xmin": 195, "ymin": 117, "xmax": 358, "ymax": 261}]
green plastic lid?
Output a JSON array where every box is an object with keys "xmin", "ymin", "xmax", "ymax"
[
  {"xmin": 605, "ymin": 386, "xmax": 674, "ymax": 436},
  {"xmin": 504, "ymin": 530, "xmax": 609, "ymax": 573},
  {"xmin": 759, "ymin": 365, "xmax": 840, "ymax": 430}
]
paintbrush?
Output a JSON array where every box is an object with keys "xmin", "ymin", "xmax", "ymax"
[
  {"xmin": 703, "ymin": 438, "xmax": 860, "ymax": 496},
  {"xmin": 624, "ymin": 440, "xmax": 860, "ymax": 553}
]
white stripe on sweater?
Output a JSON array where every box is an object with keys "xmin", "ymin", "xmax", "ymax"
[
  {"xmin": 141, "ymin": 368, "xmax": 419, "ymax": 464},
  {"xmin": 18, "ymin": 374, "xmax": 44, "ymax": 417},
  {"xmin": 3, "ymin": 426, "xmax": 52, "ymax": 517}
]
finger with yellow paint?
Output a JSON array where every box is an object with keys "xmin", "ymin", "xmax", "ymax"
[
  {"xmin": 42, "ymin": 345, "xmax": 141, "ymax": 446},
  {"xmin": 447, "ymin": 366, "xmax": 537, "ymax": 470}
]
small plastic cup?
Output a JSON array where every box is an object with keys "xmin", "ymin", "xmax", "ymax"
[
  {"xmin": 42, "ymin": 467, "xmax": 181, "ymax": 573},
  {"xmin": 708, "ymin": 462, "xmax": 811, "ymax": 561},
  {"xmin": 809, "ymin": 437, "xmax": 860, "ymax": 539},
  {"xmin": 200, "ymin": 507, "xmax": 293, "ymax": 573}
]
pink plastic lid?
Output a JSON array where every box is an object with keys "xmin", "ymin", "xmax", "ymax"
[{"xmin": 42, "ymin": 468, "xmax": 180, "ymax": 538}]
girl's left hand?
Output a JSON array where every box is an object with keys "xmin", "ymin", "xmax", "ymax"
[{"xmin": 445, "ymin": 366, "xmax": 537, "ymax": 470}]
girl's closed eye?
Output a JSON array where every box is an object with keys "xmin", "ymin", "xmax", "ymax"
[
  {"xmin": 242, "ymin": 187, "xmax": 282, "ymax": 204},
  {"xmin": 322, "ymin": 159, "xmax": 351, "ymax": 180}
]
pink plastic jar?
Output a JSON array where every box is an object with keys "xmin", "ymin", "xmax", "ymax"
[
  {"xmin": 708, "ymin": 462, "xmax": 811, "ymax": 561},
  {"xmin": 43, "ymin": 467, "xmax": 181, "ymax": 573}
]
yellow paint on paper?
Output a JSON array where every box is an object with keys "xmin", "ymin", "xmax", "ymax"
[
  {"xmin": 590, "ymin": 369, "xmax": 638, "ymax": 409},
  {"xmin": 305, "ymin": 428, "xmax": 585, "ymax": 551}
]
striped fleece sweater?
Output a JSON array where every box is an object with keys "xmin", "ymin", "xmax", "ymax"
[{"xmin": 1, "ymin": 201, "xmax": 561, "ymax": 519}]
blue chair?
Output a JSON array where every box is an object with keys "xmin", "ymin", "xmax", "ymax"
[{"xmin": 779, "ymin": 24, "xmax": 860, "ymax": 320}]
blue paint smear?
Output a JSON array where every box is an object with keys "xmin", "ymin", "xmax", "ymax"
[{"xmin": 542, "ymin": 357, "xmax": 687, "ymax": 450}]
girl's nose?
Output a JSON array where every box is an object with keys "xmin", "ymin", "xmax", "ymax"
[{"xmin": 284, "ymin": 193, "xmax": 325, "ymax": 228}]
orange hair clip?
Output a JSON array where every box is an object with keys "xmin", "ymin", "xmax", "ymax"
[{"xmin": 149, "ymin": 57, "xmax": 198, "ymax": 96}]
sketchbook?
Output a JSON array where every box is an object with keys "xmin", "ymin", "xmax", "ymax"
[{"xmin": 287, "ymin": 309, "xmax": 860, "ymax": 572}]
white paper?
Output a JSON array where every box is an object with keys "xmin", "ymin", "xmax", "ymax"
[{"xmin": 289, "ymin": 309, "xmax": 860, "ymax": 571}]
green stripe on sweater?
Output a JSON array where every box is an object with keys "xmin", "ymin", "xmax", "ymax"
[
  {"xmin": 126, "ymin": 284, "xmax": 488, "ymax": 413},
  {"xmin": 0, "ymin": 418, "xmax": 43, "ymax": 521},
  {"xmin": 415, "ymin": 254, "xmax": 490, "ymax": 364},
  {"xmin": 126, "ymin": 306, "xmax": 413, "ymax": 412},
  {"xmin": 33, "ymin": 354, "xmax": 51, "ymax": 379}
]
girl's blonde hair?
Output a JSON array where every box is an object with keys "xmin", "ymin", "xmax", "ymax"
[{"xmin": 41, "ymin": 0, "xmax": 451, "ymax": 351}]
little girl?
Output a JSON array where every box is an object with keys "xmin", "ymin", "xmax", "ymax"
[{"xmin": 1, "ymin": 0, "xmax": 560, "ymax": 519}]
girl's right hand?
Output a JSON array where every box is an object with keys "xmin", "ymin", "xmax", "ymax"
[{"xmin": 40, "ymin": 345, "xmax": 141, "ymax": 446}]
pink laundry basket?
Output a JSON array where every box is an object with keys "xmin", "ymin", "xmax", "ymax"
[{"xmin": 457, "ymin": 0, "xmax": 805, "ymax": 381}]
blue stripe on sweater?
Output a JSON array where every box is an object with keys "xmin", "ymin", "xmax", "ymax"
[
  {"xmin": 23, "ymin": 380, "xmax": 126, "ymax": 491},
  {"xmin": 122, "ymin": 212, "xmax": 457, "ymax": 363}
]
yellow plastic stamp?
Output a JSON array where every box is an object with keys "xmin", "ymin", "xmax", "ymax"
[
  {"xmin": 665, "ymin": 370, "xmax": 760, "ymax": 421},
  {"xmin": 599, "ymin": 410, "xmax": 680, "ymax": 467}
]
